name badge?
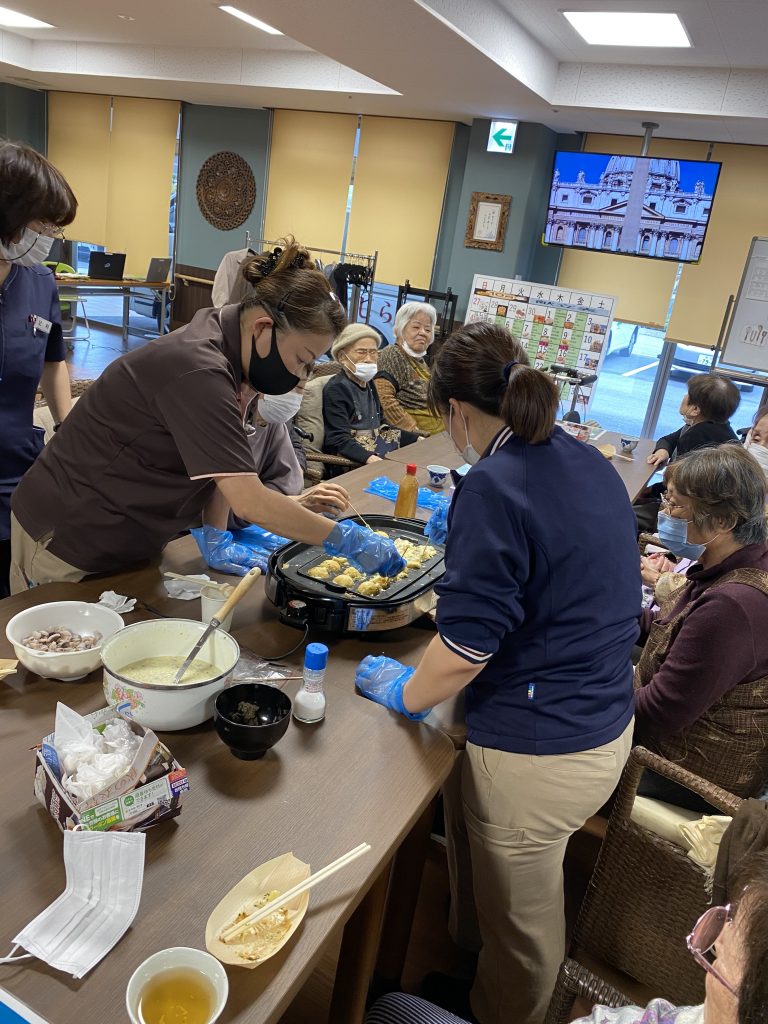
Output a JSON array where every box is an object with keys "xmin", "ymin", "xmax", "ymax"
[{"xmin": 32, "ymin": 315, "xmax": 53, "ymax": 337}]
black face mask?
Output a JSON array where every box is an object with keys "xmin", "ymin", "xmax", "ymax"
[{"xmin": 247, "ymin": 323, "xmax": 301, "ymax": 395}]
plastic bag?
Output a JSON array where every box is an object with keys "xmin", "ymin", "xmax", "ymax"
[
  {"xmin": 364, "ymin": 475, "xmax": 451, "ymax": 511},
  {"xmin": 54, "ymin": 703, "xmax": 142, "ymax": 802}
]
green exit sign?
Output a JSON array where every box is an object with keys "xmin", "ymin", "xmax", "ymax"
[{"xmin": 487, "ymin": 121, "xmax": 518, "ymax": 154}]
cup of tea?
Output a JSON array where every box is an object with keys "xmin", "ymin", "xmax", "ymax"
[
  {"xmin": 126, "ymin": 946, "xmax": 228, "ymax": 1024},
  {"xmin": 620, "ymin": 437, "xmax": 639, "ymax": 453},
  {"xmin": 427, "ymin": 464, "xmax": 450, "ymax": 488}
]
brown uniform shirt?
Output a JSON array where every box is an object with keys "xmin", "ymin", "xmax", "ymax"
[{"xmin": 12, "ymin": 304, "xmax": 257, "ymax": 572}]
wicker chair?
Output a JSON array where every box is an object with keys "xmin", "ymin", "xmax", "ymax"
[
  {"xmin": 545, "ymin": 958, "xmax": 632, "ymax": 1024},
  {"xmin": 299, "ymin": 361, "xmax": 362, "ymax": 483},
  {"xmin": 545, "ymin": 747, "xmax": 742, "ymax": 1024}
]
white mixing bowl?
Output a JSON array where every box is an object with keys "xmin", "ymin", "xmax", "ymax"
[
  {"xmin": 6, "ymin": 601, "xmax": 125, "ymax": 681},
  {"xmin": 101, "ymin": 619, "xmax": 240, "ymax": 731}
]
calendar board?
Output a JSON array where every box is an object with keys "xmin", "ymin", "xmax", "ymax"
[
  {"xmin": 466, "ymin": 275, "xmax": 617, "ymax": 410},
  {"xmin": 721, "ymin": 237, "xmax": 768, "ymax": 373}
]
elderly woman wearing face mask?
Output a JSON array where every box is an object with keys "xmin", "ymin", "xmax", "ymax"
[
  {"xmin": 322, "ymin": 323, "xmax": 421, "ymax": 467},
  {"xmin": 634, "ymin": 444, "xmax": 768, "ymax": 807},
  {"xmin": 744, "ymin": 405, "xmax": 768, "ymax": 485},
  {"xmin": 375, "ymin": 301, "xmax": 444, "ymax": 436},
  {"xmin": 0, "ymin": 140, "xmax": 76, "ymax": 598}
]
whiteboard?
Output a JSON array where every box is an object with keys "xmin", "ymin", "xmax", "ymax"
[{"xmin": 721, "ymin": 237, "xmax": 768, "ymax": 372}]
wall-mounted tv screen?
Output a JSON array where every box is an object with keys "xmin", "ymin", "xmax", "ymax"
[{"xmin": 544, "ymin": 151, "xmax": 722, "ymax": 263}]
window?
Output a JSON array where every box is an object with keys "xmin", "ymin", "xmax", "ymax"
[
  {"xmin": 582, "ymin": 194, "xmax": 593, "ymax": 205},
  {"xmin": 641, "ymin": 234, "xmax": 651, "ymax": 252},
  {"xmin": 611, "ymin": 195, "xmax": 619, "ymax": 205},
  {"xmin": 668, "ymin": 237, "xmax": 679, "ymax": 254},
  {"xmin": 576, "ymin": 227, "xmax": 587, "ymax": 244},
  {"xmin": 555, "ymin": 225, "xmax": 565, "ymax": 241},
  {"xmin": 703, "ymin": 206, "xmax": 710, "ymax": 214},
  {"xmin": 675, "ymin": 203, "xmax": 686, "ymax": 213},
  {"xmin": 649, "ymin": 201, "xmax": 657, "ymax": 210},
  {"xmin": 561, "ymin": 192, "xmax": 570, "ymax": 201},
  {"xmin": 603, "ymin": 229, "xmax": 613, "ymax": 248}
]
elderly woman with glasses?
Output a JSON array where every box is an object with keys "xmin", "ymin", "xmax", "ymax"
[
  {"xmin": 366, "ymin": 851, "xmax": 768, "ymax": 1024},
  {"xmin": 374, "ymin": 301, "xmax": 444, "ymax": 436},
  {"xmin": 322, "ymin": 323, "xmax": 421, "ymax": 467},
  {"xmin": 634, "ymin": 444, "xmax": 768, "ymax": 806},
  {"xmin": 0, "ymin": 141, "xmax": 76, "ymax": 597}
]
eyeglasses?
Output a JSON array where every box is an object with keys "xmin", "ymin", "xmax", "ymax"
[
  {"xmin": 35, "ymin": 223, "xmax": 66, "ymax": 240},
  {"xmin": 686, "ymin": 904, "xmax": 737, "ymax": 995},
  {"xmin": 659, "ymin": 496, "xmax": 688, "ymax": 515},
  {"xmin": 349, "ymin": 349, "xmax": 379, "ymax": 360}
]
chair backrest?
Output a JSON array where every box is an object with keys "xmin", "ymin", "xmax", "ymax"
[
  {"xmin": 295, "ymin": 373, "xmax": 336, "ymax": 454},
  {"xmin": 571, "ymin": 746, "xmax": 741, "ymax": 1006},
  {"xmin": 395, "ymin": 280, "xmax": 458, "ymax": 340}
]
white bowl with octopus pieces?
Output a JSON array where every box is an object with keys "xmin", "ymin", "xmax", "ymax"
[{"xmin": 5, "ymin": 601, "xmax": 125, "ymax": 681}]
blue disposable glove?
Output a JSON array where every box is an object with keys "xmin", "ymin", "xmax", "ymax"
[
  {"xmin": 424, "ymin": 502, "xmax": 448, "ymax": 544},
  {"xmin": 191, "ymin": 525, "xmax": 269, "ymax": 576},
  {"xmin": 355, "ymin": 655, "xmax": 431, "ymax": 721},
  {"xmin": 324, "ymin": 521, "xmax": 406, "ymax": 577}
]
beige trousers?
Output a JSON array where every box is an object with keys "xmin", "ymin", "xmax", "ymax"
[
  {"xmin": 9, "ymin": 513, "xmax": 86, "ymax": 594},
  {"xmin": 445, "ymin": 720, "xmax": 633, "ymax": 1024}
]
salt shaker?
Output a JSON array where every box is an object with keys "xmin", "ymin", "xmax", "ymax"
[{"xmin": 293, "ymin": 642, "xmax": 328, "ymax": 723}]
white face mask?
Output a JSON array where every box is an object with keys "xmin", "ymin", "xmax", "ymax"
[
  {"xmin": 346, "ymin": 356, "xmax": 377, "ymax": 383},
  {"xmin": 746, "ymin": 440, "xmax": 768, "ymax": 477},
  {"xmin": 258, "ymin": 390, "xmax": 303, "ymax": 424},
  {"xmin": 449, "ymin": 405, "xmax": 480, "ymax": 466},
  {"xmin": 1, "ymin": 829, "xmax": 145, "ymax": 979},
  {"xmin": 0, "ymin": 227, "xmax": 54, "ymax": 266},
  {"xmin": 402, "ymin": 342, "xmax": 426, "ymax": 360}
]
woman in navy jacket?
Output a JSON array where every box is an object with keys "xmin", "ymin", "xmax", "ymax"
[
  {"xmin": 0, "ymin": 141, "xmax": 76, "ymax": 596},
  {"xmin": 356, "ymin": 323, "xmax": 641, "ymax": 1024}
]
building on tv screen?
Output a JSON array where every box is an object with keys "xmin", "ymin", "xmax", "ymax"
[{"xmin": 544, "ymin": 153, "xmax": 721, "ymax": 262}]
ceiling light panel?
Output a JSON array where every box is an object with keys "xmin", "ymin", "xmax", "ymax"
[
  {"xmin": 218, "ymin": 5, "xmax": 283, "ymax": 35},
  {"xmin": 0, "ymin": 5, "xmax": 53, "ymax": 28},
  {"xmin": 562, "ymin": 11, "xmax": 691, "ymax": 47}
]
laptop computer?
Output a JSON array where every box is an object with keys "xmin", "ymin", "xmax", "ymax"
[
  {"xmin": 144, "ymin": 257, "xmax": 172, "ymax": 282},
  {"xmin": 88, "ymin": 251, "xmax": 126, "ymax": 280}
]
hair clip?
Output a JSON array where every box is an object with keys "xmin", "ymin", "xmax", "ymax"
[
  {"xmin": 261, "ymin": 246, "xmax": 283, "ymax": 277},
  {"xmin": 290, "ymin": 252, "xmax": 306, "ymax": 269}
]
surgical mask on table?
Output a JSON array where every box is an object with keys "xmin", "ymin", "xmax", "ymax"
[
  {"xmin": 258, "ymin": 390, "xmax": 303, "ymax": 424},
  {"xmin": 449, "ymin": 406, "xmax": 480, "ymax": 466},
  {"xmin": 0, "ymin": 829, "xmax": 145, "ymax": 979},
  {"xmin": 657, "ymin": 511, "xmax": 706, "ymax": 561},
  {"xmin": 0, "ymin": 227, "xmax": 54, "ymax": 266}
]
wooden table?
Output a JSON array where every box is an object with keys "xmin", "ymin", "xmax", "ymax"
[
  {"xmin": 0, "ymin": 473, "xmax": 454, "ymax": 1024},
  {"xmin": 55, "ymin": 276, "xmax": 172, "ymax": 340},
  {"xmin": 384, "ymin": 430, "xmax": 657, "ymax": 502}
]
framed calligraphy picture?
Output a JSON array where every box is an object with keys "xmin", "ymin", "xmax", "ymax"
[{"xmin": 464, "ymin": 192, "xmax": 511, "ymax": 251}]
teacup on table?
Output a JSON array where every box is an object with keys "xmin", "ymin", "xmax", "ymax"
[
  {"xmin": 126, "ymin": 946, "xmax": 228, "ymax": 1024},
  {"xmin": 427, "ymin": 464, "xmax": 450, "ymax": 487},
  {"xmin": 620, "ymin": 437, "xmax": 639, "ymax": 453}
]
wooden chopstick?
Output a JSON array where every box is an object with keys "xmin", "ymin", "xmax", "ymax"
[
  {"xmin": 164, "ymin": 571, "xmax": 230, "ymax": 590},
  {"xmin": 219, "ymin": 842, "xmax": 371, "ymax": 943},
  {"xmin": 346, "ymin": 500, "xmax": 374, "ymax": 532}
]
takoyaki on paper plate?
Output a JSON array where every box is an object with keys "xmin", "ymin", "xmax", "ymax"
[{"xmin": 206, "ymin": 852, "xmax": 310, "ymax": 968}]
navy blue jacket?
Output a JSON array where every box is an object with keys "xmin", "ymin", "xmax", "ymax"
[
  {"xmin": 435, "ymin": 425, "xmax": 640, "ymax": 755},
  {"xmin": 0, "ymin": 264, "xmax": 63, "ymax": 540}
]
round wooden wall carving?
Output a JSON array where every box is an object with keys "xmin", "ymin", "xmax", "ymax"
[{"xmin": 195, "ymin": 151, "xmax": 256, "ymax": 231}]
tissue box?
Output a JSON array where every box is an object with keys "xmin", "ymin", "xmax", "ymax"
[{"xmin": 34, "ymin": 706, "xmax": 189, "ymax": 832}]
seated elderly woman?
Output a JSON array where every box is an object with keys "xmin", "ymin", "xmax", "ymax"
[
  {"xmin": 322, "ymin": 323, "xmax": 421, "ymax": 467},
  {"xmin": 366, "ymin": 851, "xmax": 768, "ymax": 1024},
  {"xmin": 634, "ymin": 444, "xmax": 768, "ymax": 804},
  {"xmin": 745, "ymin": 404, "xmax": 768, "ymax": 483},
  {"xmin": 375, "ymin": 301, "xmax": 444, "ymax": 436}
]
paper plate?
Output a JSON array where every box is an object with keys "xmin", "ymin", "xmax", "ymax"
[
  {"xmin": 205, "ymin": 852, "xmax": 310, "ymax": 968},
  {"xmin": 597, "ymin": 443, "xmax": 617, "ymax": 459}
]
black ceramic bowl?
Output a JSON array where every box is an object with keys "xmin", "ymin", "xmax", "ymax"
[{"xmin": 214, "ymin": 683, "xmax": 292, "ymax": 760}]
